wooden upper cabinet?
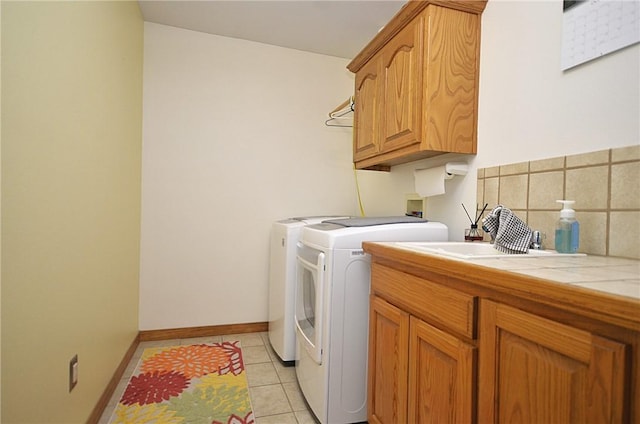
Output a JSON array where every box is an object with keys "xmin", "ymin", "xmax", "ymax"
[
  {"xmin": 379, "ymin": 14, "xmax": 424, "ymax": 155},
  {"xmin": 354, "ymin": 55, "xmax": 383, "ymax": 161},
  {"xmin": 348, "ymin": 1, "xmax": 486, "ymax": 170},
  {"xmin": 479, "ymin": 300, "xmax": 629, "ymax": 423},
  {"xmin": 423, "ymin": 6, "xmax": 479, "ymax": 154}
]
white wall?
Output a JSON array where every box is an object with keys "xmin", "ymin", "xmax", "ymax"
[
  {"xmin": 477, "ymin": 0, "xmax": 639, "ymax": 163},
  {"xmin": 361, "ymin": 0, "xmax": 640, "ymax": 242},
  {"xmin": 141, "ymin": 0, "xmax": 639, "ymax": 330},
  {"xmin": 140, "ymin": 23, "xmax": 358, "ymax": 330}
]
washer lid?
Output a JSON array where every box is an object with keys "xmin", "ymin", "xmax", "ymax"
[
  {"xmin": 292, "ymin": 215, "xmax": 350, "ymax": 224},
  {"xmin": 301, "ymin": 220, "xmax": 449, "ymax": 250},
  {"xmin": 322, "ymin": 216, "xmax": 427, "ymax": 227}
]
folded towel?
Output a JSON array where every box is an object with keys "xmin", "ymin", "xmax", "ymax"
[{"xmin": 481, "ymin": 205, "xmax": 533, "ymax": 254}]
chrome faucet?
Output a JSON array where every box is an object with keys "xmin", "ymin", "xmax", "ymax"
[{"xmin": 530, "ymin": 231, "xmax": 544, "ymax": 250}]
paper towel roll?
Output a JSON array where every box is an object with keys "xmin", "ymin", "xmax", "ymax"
[{"xmin": 414, "ymin": 166, "xmax": 448, "ymax": 197}]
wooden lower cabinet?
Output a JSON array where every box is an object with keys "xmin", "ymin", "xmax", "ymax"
[
  {"xmin": 368, "ymin": 295, "xmax": 409, "ymax": 424},
  {"xmin": 408, "ymin": 316, "xmax": 476, "ymax": 423},
  {"xmin": 479, "ymin": 300, "xmax": 629, "ymax": 423},
  {"xmin": 367, "ymin": 262, "xmax": 635, "ymax": 423},
  {"xmin": 365, "ymin": 243, "xmax": 639, "ymax": 423},
  {"xmin": 368, "ymin": 294, "xmax": 476, "ymax": 424}
]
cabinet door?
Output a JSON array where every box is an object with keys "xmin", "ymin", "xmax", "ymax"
[
  {"xmin": 479, "ymin": 300, "xmax": 628, "ymax": 423},
  {"xmin": 379, "ymin": 14, "xmax": 424, "ymax": 154},
  {"xmin": 353, "ymin": 55, "xmax": 383, "ymax": 162},
  {"xmin": 408, "ymin": 316, "xmax": 476, "ymax": 423},
  {"xmin": 368, "ymin": 295, "xmax": 410, "ymax": 424},
  {"xmin": 423, "ymin": 6, "xmax": 479, "ymax": 153}
]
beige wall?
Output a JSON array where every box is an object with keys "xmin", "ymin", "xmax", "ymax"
[
  {"xmin": 0, "ymin": 3, "xmax": 3, "ymax": 419},
  {"xmin": 1, "ymin": 2, "xmax": 143, "ymax": 422}
]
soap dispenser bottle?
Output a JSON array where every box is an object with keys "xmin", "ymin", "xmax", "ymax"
[{"xmin": 555, "ymin": 200, "xmax": 579, "ymax": 253}]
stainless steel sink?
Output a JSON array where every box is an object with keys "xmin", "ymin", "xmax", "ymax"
[{"xmin": 395, "ymin": 242, "xmax": 586, "ymax": 259}]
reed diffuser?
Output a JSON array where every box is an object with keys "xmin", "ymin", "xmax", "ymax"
[{"xmin": 463, "ymin": 203, "xmax": 488, "ymax": 241}]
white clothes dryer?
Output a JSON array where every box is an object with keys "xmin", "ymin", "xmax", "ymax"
[
  {"xmin": 268, "ymin": 216, "xmax": 348, "ymax": 362},
  {"xmin": 294, "ymin": 217, "xmax": 448, "ymax": 424}
]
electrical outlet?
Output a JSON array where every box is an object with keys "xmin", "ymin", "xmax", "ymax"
[{"xmin": 69, "ymin": 355, "xmax": 78, "ymax": 392}]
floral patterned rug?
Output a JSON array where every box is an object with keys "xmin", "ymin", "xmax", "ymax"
[{"xmin": 109, "ymin": 341, "xmax": 254, "ymax": 424}]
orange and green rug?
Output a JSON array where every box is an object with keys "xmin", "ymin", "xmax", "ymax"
[{"xmin": 109, "ymin": 341, "xmax": 254, "ymax": 424}]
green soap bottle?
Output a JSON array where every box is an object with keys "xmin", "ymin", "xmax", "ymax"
[{"xmin": 555, "ymin": 200, "xmax": 579, "ymax": 253}]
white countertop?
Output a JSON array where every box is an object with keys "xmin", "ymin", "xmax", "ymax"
[{"xmin": 390, "ymin": 243, "xmax": 640, "ymax": 301}]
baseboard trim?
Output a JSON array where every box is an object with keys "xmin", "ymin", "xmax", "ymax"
[
  {"xmin": 86, "ymin": 333, "xmax": 140, "ymax": 424},
  {"xmin": 139, "ymin": 321, "xmax": 269, "ymax": 341}
]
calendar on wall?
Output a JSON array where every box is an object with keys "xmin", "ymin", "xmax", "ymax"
[{"xmin": 561, "ymin": 0, "xmax": 640, "ymax": 71}]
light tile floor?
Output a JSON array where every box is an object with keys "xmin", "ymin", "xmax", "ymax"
[{"xmin": 98, "ymin": 331, "xmax": 318, "ymax": 424}]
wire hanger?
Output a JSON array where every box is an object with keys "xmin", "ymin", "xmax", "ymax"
[{"xmin": 325, "ymin": 96, "xmax": 354, "ymax": 127}]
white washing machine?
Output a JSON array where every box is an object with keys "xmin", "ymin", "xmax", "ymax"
[
  {"xmin": 294, "ymin": 217, "xmax": 448, "ymax": 424},
  {"xmin": 268, "ymin": 216, "xmax": 348, "ymax": 362}
]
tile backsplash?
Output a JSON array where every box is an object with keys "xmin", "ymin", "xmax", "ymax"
[{"xmin": 477, "ymin": 144, "xmax": 640, "ymax": 259}]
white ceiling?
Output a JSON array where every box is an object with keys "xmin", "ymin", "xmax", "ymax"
[{"xmin": 137, "ymin": 0, "xmax": 406, "ymax": 59}]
